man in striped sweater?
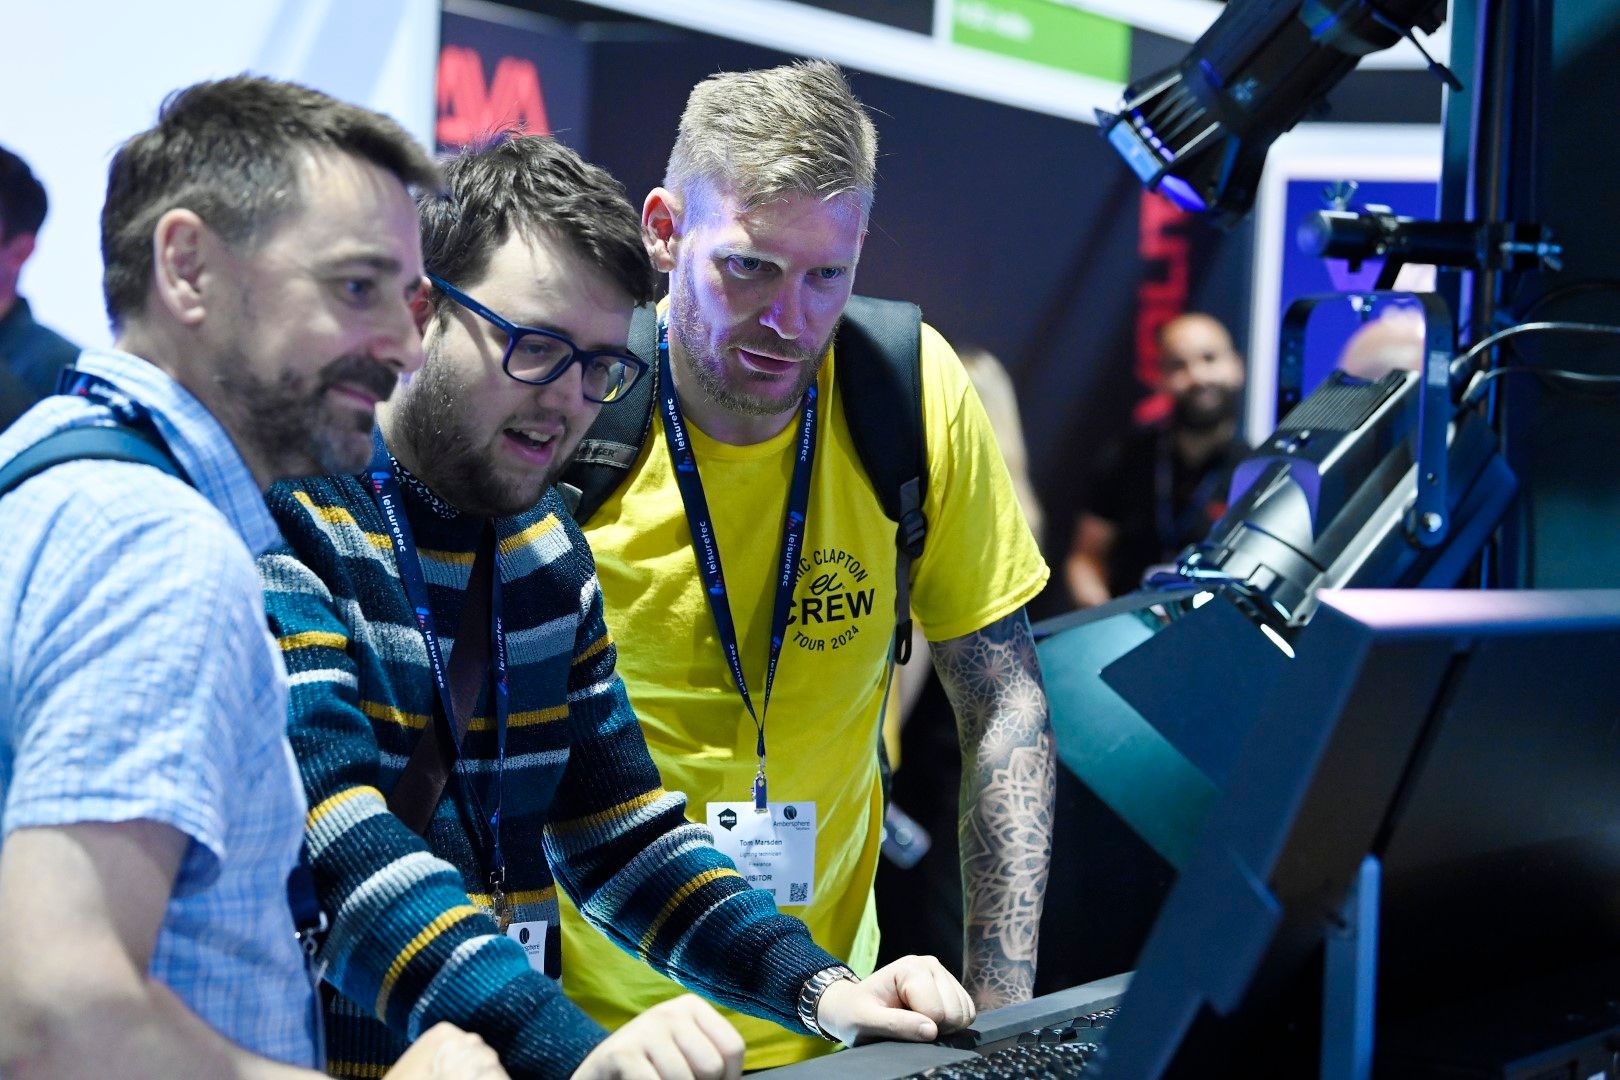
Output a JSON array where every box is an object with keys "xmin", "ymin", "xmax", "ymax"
[{"xmin": 260, "ymin": 135, "xmax": 973, "ymax": 1080}]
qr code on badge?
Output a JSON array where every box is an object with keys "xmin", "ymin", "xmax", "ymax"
[{"xmin": 788, "ymin": 882, "xmax": 809, "ymax": 904}]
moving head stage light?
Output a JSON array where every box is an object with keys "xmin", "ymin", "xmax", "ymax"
[
  {"xmin": 1098, "ymin": 0, "xmax": 1453, "ymax": 224},
  {"xmin": 1176, "ymin": 292, "xmax": 1517, "ymax": 634}
]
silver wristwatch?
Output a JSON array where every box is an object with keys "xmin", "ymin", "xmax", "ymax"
[{"xmin": 797, "ymin": 964, "xmax": 859, "ymax": 1040}]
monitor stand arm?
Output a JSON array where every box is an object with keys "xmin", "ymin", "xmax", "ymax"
[{"xmin": 1321, "ymin": 854, "xmax": 1382, "ymax": 1080}]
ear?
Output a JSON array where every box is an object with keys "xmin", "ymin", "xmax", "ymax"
[
  {"xmin": 149, "ymin": 208, "xmax": 213, "ymax": 327},
  {"xmin": 642, "ymin": 187, "xmax": 681, "ymax": 274},
  {"xmin": 0, "ymin": 231, "xmax": 36, "ymax": 270},
  {"xmin": 409, "ymin": 276, "xmax": 434, "ymax": 335}
]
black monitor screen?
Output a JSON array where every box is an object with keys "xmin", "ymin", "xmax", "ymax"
[{"xmin": 1091, "ymin": 588, "xmax": 1620, "ymax": 1078}]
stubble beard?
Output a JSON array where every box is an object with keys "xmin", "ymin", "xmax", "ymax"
[
  {"xmin": 1173, "ymin": 384, "xmax": 1241, "ymax": 433},
  {"xmin": 668, "ymin": 260, "xmax": 832, "ymax": 419},
  {"xmin": 390, "ymin": 341, "xmax": 562, "ymax": 518},
  {"xmin": 216, "ymin": 349, "xmax": 396, "ymax": 480}
]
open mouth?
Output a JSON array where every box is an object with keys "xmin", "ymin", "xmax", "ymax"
[
  {"xmin": 736, "ymin": 347, "xmax": 799, "ymax": 376},
  {"xmin": 503, "ymin": 427, "xmax": 560, "ymax": 463}
]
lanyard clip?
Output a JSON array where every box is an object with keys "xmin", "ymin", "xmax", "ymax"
[
  {"xmin": 490, "ymin": 868, "xmax": 511, "ymax": 932},
  {"xmin": 753, "ymin": 762, "xmax": 769, "ymax": 813}
]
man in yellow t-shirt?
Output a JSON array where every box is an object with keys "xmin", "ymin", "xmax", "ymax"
[{"xmin": 560, "ymin": 60, "xmax": 1058, "ymax": 1069}]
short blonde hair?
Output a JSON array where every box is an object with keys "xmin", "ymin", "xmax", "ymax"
[{"xmin": 665, "ymin": 60, "xmax": 877, "ymax": 218}]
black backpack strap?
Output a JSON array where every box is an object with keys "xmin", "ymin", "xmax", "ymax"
[
  {"xmin": 559, "ymin": 302, "xmax": 661, "ymax": 522},
  {"xmin": 0, "ymin": 423, "xmax": 187, "ymax": 500},
  {"xmin": 836, "ymin": 296, "xmax": 927, "ymax": 664}
]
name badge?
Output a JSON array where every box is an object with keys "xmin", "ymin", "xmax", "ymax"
[
  {"xmin": 505, "ymin": 919, "xmax": 550, "ymax": 976},
  {"xmin": 706, "ymin": 800, "xmax": 816, "ymax": 907}
]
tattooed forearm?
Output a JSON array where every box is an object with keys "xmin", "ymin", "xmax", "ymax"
[{"xmin": 930, "ymin": 608, "xmax": 1056, "ymax": 1009}]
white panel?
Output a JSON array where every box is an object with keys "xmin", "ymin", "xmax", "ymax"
[
  {"xmin": 1, "ymin": 0, "xmax": 437, "ymax": 351},
  {"xmin": 1244, "ymin": 123, "xmax": 1443, "ymax": 441}
]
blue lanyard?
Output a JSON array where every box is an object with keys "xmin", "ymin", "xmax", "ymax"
[
  {"xmin": 59, "ymin": 369, "xmax": 163, "ymax": 434},
  {"xmin": 657, "ymin": 316, "xmax": 816, "ymax": 811},
  {"xmin": 365, "ymin": 434, "xmax": 509, "ymax": 893}
]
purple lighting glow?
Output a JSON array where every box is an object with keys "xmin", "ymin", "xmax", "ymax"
[{"xmin": 1158, "ymin": 174, "xmax": 1207, "ymax": 213}]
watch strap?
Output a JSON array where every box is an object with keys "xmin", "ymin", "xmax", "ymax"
[{"xmin": 797, "ymin": 964, "xmax": 859, "ymax": 1040}]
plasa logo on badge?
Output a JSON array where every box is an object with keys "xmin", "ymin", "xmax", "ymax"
[
  {"xmin": 519, "ymin": 927, "xmax": 532, "ymax": 944},
  {"xmin": 783, "ymin": 805, "xmax": 798, "ymax": 821},
  {"xmin": 718, "ymin": 808, "xmax": 738, "ymax": 831}
]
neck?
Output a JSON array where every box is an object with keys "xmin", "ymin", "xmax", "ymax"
[
  {"xmin": 114, "ymin": 321, "xmax": 276, "ymax": 491},
  {"xmin": 667, "ymin": 336, "xmax": 797, "ymax": 446},
  {"xmin": 1173, "ymin": 418, "xmax": 1236, "ymax": 468},
  {"xmin": 376, "ymin": 403, "xmax": 434, "ymax": 495},
  {"xmin": 376, "ymin": 399, "xmax": 483, "ymax": 520},
  {"xmin": 376, "ymin": 400, "xmax": 413, "ymax": 475},
  {"xmin": 0, "ymin": 290, "xmax": 17, "ymax": 323}
]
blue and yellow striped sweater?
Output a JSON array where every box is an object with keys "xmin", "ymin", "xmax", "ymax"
[{"xmin": 260, "ymin": 459, "xmax": 840, "ymax": 1079}]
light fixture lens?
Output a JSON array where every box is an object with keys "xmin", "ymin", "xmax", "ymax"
[{"xmin": 1260, "ymin": 622, "xmax": 1297, "ymax": 659}]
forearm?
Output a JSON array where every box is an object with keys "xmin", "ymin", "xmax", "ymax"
[
  {"xmin": 1065, "ymin": 552, "xmax": 1112, "ymax": 608},
  {"xmin": 545, "ymin": 688, "xmax": 838, "ymax": 1030},
  {"xmin": 2, "ymin": 979, "xmax": 264, "ymax": 1079},
  {"xmin": 303, "ymin": 776, "xmax": 604, "ymax": 1078},
  {"xmin": 551, "ymin": 813, "xmax": 840, "ymax": 1031},
  {"xmin": 931, "ymin": 611, "xmax": 1056, "ymax": 1009}
]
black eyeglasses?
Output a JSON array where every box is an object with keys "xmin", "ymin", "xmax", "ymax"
[{"xmin": 427, "ymin": 274, "xmax": 647, "ymax": 404}]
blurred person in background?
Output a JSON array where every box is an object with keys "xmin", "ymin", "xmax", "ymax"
[
  {"xmin": 0, "ymin": 146, "xmax": 79, "ymax": 428},
  {"xmin": 1065, "ymin": 312, "xmax": 1247, "ymax": 607}
]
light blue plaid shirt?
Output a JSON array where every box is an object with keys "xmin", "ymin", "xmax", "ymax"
[{"xmin": 0, "ymin": 348, "xmax": 319, "ymax": 1068}]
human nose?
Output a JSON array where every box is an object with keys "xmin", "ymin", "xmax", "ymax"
[
  {"xmin": 373, "ymin": 286, "xmax": 426, "ymax": 375},
  {"xmin": 760, "ymin": 280, "xmax": 807, "ymax": 341}
]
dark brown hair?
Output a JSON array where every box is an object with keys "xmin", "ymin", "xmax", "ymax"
[
  {"xmin": 101, "ymin": 75, "xmax": 440, "ymax": 328},
  {"xmin": 0, "ymin": 145, "xmax": 48, "ymax": 241},
  {"xmin": 419, "ymin": 133, "xmax": 656, "ymax": 309}
]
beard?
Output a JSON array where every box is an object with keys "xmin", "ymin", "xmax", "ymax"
[
  {"xmin": 668, "ymin": 258, "xmax": 833, "ymax": 418},
  {"xmin": 388, "ymin": 339, "xmax": 572, "ymax": 518},
  {"xmin": 1172, "ymin": 383, "xmax": 1241, "ymax": 433},
  {"xmin": 218, "ymin": 351, "xmax": 397, "ymax": 478}
]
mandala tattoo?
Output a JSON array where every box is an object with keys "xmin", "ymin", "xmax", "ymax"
[{"xmin": 931, "ymin": 610, "xmax": 1056, "ymax": 1009}]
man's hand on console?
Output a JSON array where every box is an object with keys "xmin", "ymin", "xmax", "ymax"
[
  {"xmin": 388, "ymin": 1022, "xmax": 510, "ymax": 1079},
  {"xmin": 814, "ymin": 956, "xmax": 976, "ymax": 1046},
  {"xmin": 571, "ymin": 994, "xmax": 745, "ymax": 1080}
]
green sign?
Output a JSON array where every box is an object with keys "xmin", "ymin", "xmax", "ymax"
[{"xmin": 950, "ymin": 0, "xmax": 1131, "ymax": 83}]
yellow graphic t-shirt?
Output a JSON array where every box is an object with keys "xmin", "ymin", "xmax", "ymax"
[{"xmin": 561, "ymin": 321, "xmax": 1049, "ymax": 1068}]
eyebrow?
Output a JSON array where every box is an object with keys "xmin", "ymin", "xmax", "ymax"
[
  {"xmin": 321, "ymin": 252, "xmax": 407, "ymax": 275},
  {"xmin": 720, "ymin": 246, "xmax": 852, "ymax": 271}
]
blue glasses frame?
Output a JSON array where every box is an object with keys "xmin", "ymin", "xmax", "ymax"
[{"xmin": 427, "ymin": 273, "xmax": 647, "ymax": 404}]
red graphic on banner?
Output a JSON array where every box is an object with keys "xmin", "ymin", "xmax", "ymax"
[
  {"xmin": 1133, "ymin": 192, "xmax": 1192, "ymax": 424},
  {"xmin": 437, "ymin": 45, "xmax": 550, "ymax": 149}
]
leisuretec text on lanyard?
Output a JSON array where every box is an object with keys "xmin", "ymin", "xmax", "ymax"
[
  {"xmin": 657, "ymin": 314, "xmax": 816, "ymax": 812},
  {"xmin": 365, "ymin": 433, "xmax": 513, "ymax": 922}
]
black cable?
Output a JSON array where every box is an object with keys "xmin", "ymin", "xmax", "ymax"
[
  {"xmin": 1451, "ymin": 320, "xmax": 1620, "ymax": 383},
  {"xmin": 1459, "ymin": 365, "xmax": 1620, "ymax": 412}
]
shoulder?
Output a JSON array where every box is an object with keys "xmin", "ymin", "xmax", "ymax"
[
  {"xmin": 916, "ymin": 322, "xmax": 976, "ymax": 398},
  {"xmin": 511, "ymin": 486, "xmax": 597, "ymax": 580},
  {"xmin": 3, "ymin": 460, "xmax": 267, "ymax": 648},
  {"xmin": 266, "ymin": 474, "xmax": 376, "ymax": 543},
  {"xmin": 543, "ymin": 485, "xmax": 592, "ymax": 552},
  {"xmin": 267, "ymin": 472, "xmax": 371, "ymax": 520},
  {"xmin": 10, "ymin": 456, "xmax": 245, "ymax": 560}
]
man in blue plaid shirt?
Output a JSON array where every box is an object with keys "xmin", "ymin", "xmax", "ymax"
[{"xmin": 0, "ymin": 78, "xmax": 503, "ymax": 1079}]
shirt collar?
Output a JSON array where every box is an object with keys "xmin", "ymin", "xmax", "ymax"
[
  {"xmin": 73, "ymin": 348, "xmax": 282, "ymax": 556},
  {"xmin": 0, "ymin": 295, "xmax": 33, "ymax": 338}
]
